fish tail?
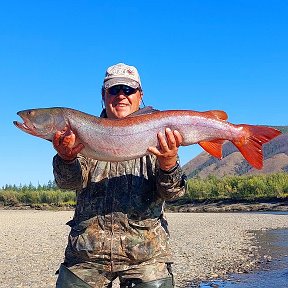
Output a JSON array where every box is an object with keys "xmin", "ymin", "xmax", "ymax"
[{"xmin": 232, "ymin": 125, "xmax": 281, "ymax": 169}]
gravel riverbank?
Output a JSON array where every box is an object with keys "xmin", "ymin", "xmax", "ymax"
[{"xmin": 0, "ymin": 210, "xmax": 288, "ymax": 288}]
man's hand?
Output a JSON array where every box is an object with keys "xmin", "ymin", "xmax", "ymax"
[
  {"xmin": 52, "ymin": 127, "xmax": 84, "ymax": 161},
  {"xmin": 148, "ymin": 128, "xmax": 183, "ymax": 171}
]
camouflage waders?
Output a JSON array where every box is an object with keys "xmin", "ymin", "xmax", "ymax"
[
  {"xmin": 56, "ymin": 262, "xmax": 174, "ymax": 287},
  {"xmin": 53, "ymin": 130, "xmax": 186, "ymax": 287}
]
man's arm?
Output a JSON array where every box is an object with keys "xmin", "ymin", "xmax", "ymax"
[
  {"xmin": 53, "ymin": 154, "xmax": 89, "ymax": 190},
  {"xmin": 148, "ymin": 128, "xmax": 187, "ymax": 200},
  {"xmin": 148, "ymin": 128, "xmax": 182, "ymax": 171},
  {"xmin": 52, "ymin": 128, "xmax": 87, "ymax": 190},
  {"xmin": 156, "ymin": 160, "xmax": 187, "ymax": 200}
]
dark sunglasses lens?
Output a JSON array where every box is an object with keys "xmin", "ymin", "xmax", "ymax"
[
  {"xmin": 108, "ymin": 85, "xmax": 136, "ymax": 96},
  {"xmin": 108, "ymin": 86, "xmax": 120, "ymax": 95},
  {"xmin": 122, "ymin": 86, "xmax": 136, "ymax": 95}
]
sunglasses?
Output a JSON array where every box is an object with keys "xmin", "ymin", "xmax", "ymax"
[{"xmin": 107, "ymin": 85, "xmax": 138, "ymax": 96}]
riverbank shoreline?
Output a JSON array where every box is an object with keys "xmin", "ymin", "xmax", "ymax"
[
  {"xmin": 167, "ymin": 198, "xmax": 288, "ymax": 213},
  {"xmin": 198, "ymin": 228, "xmax": 288, "ymax": 287},
  {"xmin": 1, "ymin": 197, "xmax": 288, "ymax": 213},
  {"xmin": 1, "ymin": 210, "xmax": 288, "ymax": 287}
]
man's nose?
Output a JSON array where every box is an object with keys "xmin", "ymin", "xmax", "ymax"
[{"xmin": 116, "ymin": 91, "xmax": 127, "ymax": 97}]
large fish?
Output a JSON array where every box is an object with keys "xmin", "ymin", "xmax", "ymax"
[{"xmin": 13, "ymin": 107, "xmax": 281, "ymax": 169}]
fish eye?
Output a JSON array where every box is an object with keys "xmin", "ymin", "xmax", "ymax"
[{"xmin": 27, "ymin": 110, "xmax": 35, "ymax": 117}]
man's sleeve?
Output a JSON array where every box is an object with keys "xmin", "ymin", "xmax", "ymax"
[
  {"xmin": 53, "ymin": 154, "xmax": 89, "ymax": 190},
  {"xmin": 156, "ymin": 160, "xmax": 187, "ymax": 200}
]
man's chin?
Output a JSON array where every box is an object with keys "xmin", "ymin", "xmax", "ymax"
[{"xmin": 113, "ymin": 107, "xmax": 131, "ymax": 118}]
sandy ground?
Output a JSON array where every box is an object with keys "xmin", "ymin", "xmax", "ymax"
[{"xmin": 0, "ymin": 210, "xmax": 288, "ymax": 288}]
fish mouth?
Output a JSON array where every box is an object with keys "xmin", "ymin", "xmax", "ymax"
[
  {"xmin": 13, "ymin": 115, "xmax": 37, "ymax": 135},
  {"xmin": 13, "ymin": 120, "xmax": 30, "ymax": 131}
]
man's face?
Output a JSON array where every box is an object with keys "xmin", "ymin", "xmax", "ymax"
[{"xmin": 103, "ymin": 85, "xmax": 142, "ymax": 119}]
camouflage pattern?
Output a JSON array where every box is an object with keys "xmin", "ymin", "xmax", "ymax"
[
  {"xmin": 53, "ymin": 147, "xmax": 186, "ymax": 285},
  {"xmin": 56, "ymin": 262, "xmax": 174, "ymax": 287}
]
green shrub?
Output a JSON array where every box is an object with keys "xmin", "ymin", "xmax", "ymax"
[
  {"xmin": 0, "ymin": 188, "xmax": 76, "ymax": 207},
  {"xmin": 186, "ymin": 172, "xmax": 288, "ymax": 201},
  {"xmin": 0, "ymin": 190, "xmax": 20, "ymax": 206}
]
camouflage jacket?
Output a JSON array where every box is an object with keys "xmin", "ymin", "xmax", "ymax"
[{"xmin": 53, "ymin": 153, "xmax": 186, "ymax": 272}]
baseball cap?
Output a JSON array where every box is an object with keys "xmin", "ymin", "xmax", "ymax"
[{"xmin": 103, "ymin": 63, "xmax": 142, "ymax": 90}]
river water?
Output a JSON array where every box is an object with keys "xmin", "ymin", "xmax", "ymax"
[{"xmin": 199, "ymin": 214, "xmax": 288, "ymax": 288}]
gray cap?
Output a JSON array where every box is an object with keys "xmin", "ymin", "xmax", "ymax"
[{"xmin": 103, "ymin": 63, "xmax": 142, "ymax": 90}]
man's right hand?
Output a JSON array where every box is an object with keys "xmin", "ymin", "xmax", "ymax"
[{"xmin": 53, "ymin": 127, "xmax": 84, "ymax": 161}]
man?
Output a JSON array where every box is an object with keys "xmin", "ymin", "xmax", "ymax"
[{"xmin": 53, "ymin": 63, "xmax": 187, "ymax": 288}]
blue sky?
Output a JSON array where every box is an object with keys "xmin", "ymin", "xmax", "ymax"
[{"xmin": 1, "ymin": 0, "xmax": 287, "ymax": 187}]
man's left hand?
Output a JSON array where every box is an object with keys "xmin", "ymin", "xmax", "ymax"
[{"xmin": 148, "ymin": 128, "xmax": 183, "ymax": 171}]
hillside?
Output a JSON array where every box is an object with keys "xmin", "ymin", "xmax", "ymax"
[{"xmin": 182, "ymin": 126, "xmax": 288, "ymax": 179}]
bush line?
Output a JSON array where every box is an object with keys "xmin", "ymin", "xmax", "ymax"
[{"xmin": 1, "ymin": 173, "xmax": 287, "ymax": 207}]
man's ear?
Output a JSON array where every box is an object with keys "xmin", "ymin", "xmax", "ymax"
[{"xmin": 101, "ymin": 87, "xmax": 105, "ymax": 100}]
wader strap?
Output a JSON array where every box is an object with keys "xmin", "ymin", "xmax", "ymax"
[{"xmin": 56, "ymin": 264, "xmax": 93, "ymax": 288}]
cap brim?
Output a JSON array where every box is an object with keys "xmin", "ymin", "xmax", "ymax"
[{"xmin": 103, "ymin": 77, "xmax": 140, "ymax": 89}]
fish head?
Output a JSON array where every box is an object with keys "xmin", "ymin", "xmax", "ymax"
[{"xmin": 13, "ymin": 108, "xmax": 67, "ymax": 140}]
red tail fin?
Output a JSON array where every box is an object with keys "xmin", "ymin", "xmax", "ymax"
[{"xmin": 232, "ymin": 125, "xmax": 281, "ymax": 169}]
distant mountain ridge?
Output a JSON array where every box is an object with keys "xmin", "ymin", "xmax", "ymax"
[{"xmin": 182, "ymin": 126, "xmax": 288, "ymax": 179}]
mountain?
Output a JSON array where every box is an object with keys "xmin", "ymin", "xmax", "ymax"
[{"xmin": 182, "ymin": 126, "xmax": 288, "ymax": 179}]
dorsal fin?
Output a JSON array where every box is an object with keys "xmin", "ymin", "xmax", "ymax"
[
  {"xmin": 128, "ymin": 106, "xmax": 160, "ymax": 117},
  {"xmin": 203, "ymin": 110, "xmax": 228, "ymax": 121}
]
